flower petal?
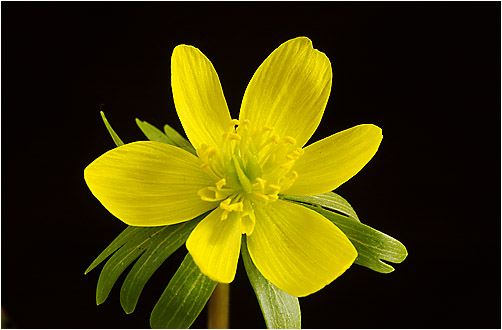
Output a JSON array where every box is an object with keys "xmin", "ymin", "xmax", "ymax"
[
  {"xmin": 171, "ymin": 45, "xmax": 232, "ymax": 150},
  {"xmin": 239, "ymin": 37, "xmax": 332, "ymax": 147},
  {"xmin": 84, "ymin": 141, "xmax": 217, "ymax": 226},
  {"xmin": 284, "ymin": 124, "xmax": 383, "ymax": 196},
  {"xmin": 186, "ymin": 208, "xmax": 242, "ymax": 283},
  {"xmin": 247, "ymin": 200, "xmax": 357, "ymax": 297}
]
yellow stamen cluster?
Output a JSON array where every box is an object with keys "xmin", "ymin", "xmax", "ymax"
[{"xmin": 197, "ymin": 119, "xmax": 304, "ymax": 235}]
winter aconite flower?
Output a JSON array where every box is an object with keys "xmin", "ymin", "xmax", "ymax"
[{"xmin": 84, "ymin": 37, "xmax": 382, "ymax": 297}]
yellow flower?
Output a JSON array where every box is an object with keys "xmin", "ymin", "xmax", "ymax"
[{"xmin": 84, "ymin": 37, "xmax": 382, "ymax": 297}]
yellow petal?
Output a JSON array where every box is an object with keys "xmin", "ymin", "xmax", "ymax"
[
  {"xmin": 247, "ymin": 200, "xmax": 357, "ymax": 297},
  {"xmin": 239, "ymin": 37, "xmax": 332, "ymax": 147},
  {"xmin": 284, "ymin": 124, "xmax": 383, "ymax": 196},
  {"xmin": 171, "ymin": 45, "xmax": 232, "ymax": 150},
  {"xmin": 186, "ymin": 208, "xmax": 242, "ymax": 283},
  {"xmin": 84, "ymin": 141, "xmax": 217, "ymax": 226}
]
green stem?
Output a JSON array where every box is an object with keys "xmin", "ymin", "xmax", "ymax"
[{"xmin": 208, "ymin": 283, "xmax": 230, "ymax": 328}]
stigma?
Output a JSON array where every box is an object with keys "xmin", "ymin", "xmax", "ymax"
[{"xmin": 197, "ymin": 119, "xmax": 303, "ymax": 235}]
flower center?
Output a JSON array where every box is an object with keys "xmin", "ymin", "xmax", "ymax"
[{"xmin": 197, "ymin": 119, "xmax": 303, "ymax": 235}]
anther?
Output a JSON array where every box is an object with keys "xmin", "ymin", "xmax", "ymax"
[
  {"xmin": 222, "ymin": 132, "xmax": 241, "ymax": 141},
  {"xmin": 268, "ymin": 184, "xmax": 281, "ymax": 194},
  {"xmin": 283, "ymin": 136, "xmax": 297, "ymax": 145},
  {"xmin": 216, "ymin": 178, "xmax": 226, "ymax": 190},
  {"xmin": 269, "ymin": 134, "xmax": 280, "ymax": 144},
  {"xmin": 280, "ymin": 162, "xmax": 294, "ymax": 170},
  {"xmin": 205, "ymin": 147, "xmax": 218, "ymax": 158},
  {"xmin": 220, "ymin": 198, "xmax": 244, "ymax": 212},
  {"xmin": 236, "ymin": 119, "xmax": 250, "ymax": 134},
  {"xmin": 278, "ymin": 171, "xmax": 299, "ymax": 192},
  {"xmin": 267, "ymin": 194, "xmax": 279, "ymax": 202},
  {"xmin": 253, "ymin": 193, "xmax": 270, "ymax": 202},
  {"xmin": 196, "ymin": 143, "xmax": 210, "ymax": 158},
  {"xmin": 255, "ymin": 177, "xmax": 266, "ymax": 192},
  {"xmin": 198, "ymin": 187, "xmax": 219, "ymax": 201},
  {"xmin": 290, "ymin": 148, "xmax": 304, "ymax": 159}
]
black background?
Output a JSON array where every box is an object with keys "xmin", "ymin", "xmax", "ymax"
[{"xmin": 2, "ymin": 2, "xmax": 500, "ymax": 329}]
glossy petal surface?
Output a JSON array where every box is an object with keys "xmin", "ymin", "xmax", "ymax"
[
  {"xmin": 247, "ymin": 200, "xmax": 357, "ymax": 297},
  {"xmin": 84, "ymin": 141, "xmax": 217, "ymax": 226},
  {"xmin": 284, "ymin": 124, "xmax": 383, "ymax": 196},
  {"xmin": 186, "ymin": 208, "xmax": 242, "ymax": 283},
  {"xmin": 171, "ymin": 45, "xmax": 232, "ymax": 150},
  {"xmin": 239, "ymin": 37, "xmax": 332, "ymax": 147}
]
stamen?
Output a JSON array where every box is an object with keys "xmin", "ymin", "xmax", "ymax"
[
  {"xmin": 270, "ymin": 134, "xmax": 280, "ymax": 144},
  {"xmin": 220, "ymin": 198, "xmax": 244, "ymax": 213},
  {"xmin": 255, "ymin": 177, "xmax": 266, "ymax": 193},
  {"xmin": 282, "ymin": 136, "xmax": 297, "ymax": 145},
  {"xmin": 200, "ymin": 162, "xmax": 221, "ymax": 180},
  {"xmin": 267, "ymin": 183, "xmax": 281, "ymax": 194},
  {"xmin": 205, "ymin": 147, "xmax": 218, "ymax": 158},
  {"xmin": 267, "ymin": 194, "xmax": 279, "ymax": 202},
  {"xmin": 280, "ymin": 161, "xmax": 294, "ymax": 170},
  {"xmin": 294, "ymin": 148, "xmax": 305, "ymax": 157},
  {"xmin": 222, "ymin": 132, "xmax": 241, "ymax": 141},
  {"xmin": 216, "ymin": 178, "xmax": 226, "ymax": 190},
  {"xmin": 236, "ymin": 119, "xmax": 250, "ymax": 134},
  {"xmin": 199, "ymin": 187, "xmax": 220, "ymax": 202},
  {"xmin": 198, "ymin": 120, "xmax": 303, "ymax": 227},
  {"xmin": 279, "ymin": 171, "xmax": 299, "ymax": 192},
  {"xmin": 253, "ymin": 193, "xmax": 270, "ymax": 202}
]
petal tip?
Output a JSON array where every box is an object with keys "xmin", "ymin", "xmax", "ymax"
[
  {"xmin": 185, "ymin": 209, "xmax": 241, "ymax": 284},
  {"xmin": 187, "ymin": 248, "xmax": 236, "ymax": 284}
]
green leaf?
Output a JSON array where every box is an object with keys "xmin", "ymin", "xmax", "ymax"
[
  {"xmin": 150, "ymin": 253, "xmax": 217, "ymax": 329},
  {"xmin": 120, "ymin": 215, "xmax": 205, "ymax": 314},
  {"xmin": 136, "ymin": 118, "xmax": 177, "ymax": 145},
  {"xmin": 85, "ymin": 226, "xmax": 139, "ymax": 275},
  {"xmin": 135, "ymin": 118, "xmax": 197, "ymax": 155},
  {"xmin": 164, "ymin": 123, "xmax": 196, "ymax": 155},
  {"xmin": 281, "ymin": 192, "xmax": 360, "ymax": 221},
  {"xmin": 298, "ymin": 203, "xmax": 407, "ymax": 273},
  {"xmin": 86, "ymin": 214, "xmax": 206, "ymax": 308},
  {"xmin": 95, "ymin": 227, "xmax": 162, "ymax": 305},
  {"xmin": 100, "ymin": 111, "xmax": 124, "ymax": 147},
  {"xmin": 241, "ymin": 237, "xmax": 301, "ymax": 329}
]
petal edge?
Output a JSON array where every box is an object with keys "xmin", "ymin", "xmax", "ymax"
[
  {"xmin": 247, "ymin": 200, "xmax": 357, "ymax": 297},
  {"xmin": 239, "ymin": 37, "xmax": 332, "ymax": 147},
  {"xmin": 84, "ymin": 141, "xmax": 217, "ymax": 226},
  {"xmin": 284, "ymin": 124, "xmax": 383, "ymax": 196},
  {"xmin": 172, "ymin": 45, "xmax": 232, "ymax": 150},
  {"xmin": 186, "ymin": 208, "xmax": 242, "ymax": 283}
]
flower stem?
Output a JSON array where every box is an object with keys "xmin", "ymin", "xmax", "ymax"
[{"xmin": 208, "ymin": 283, "xmax": 230, "ymax": 328}]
